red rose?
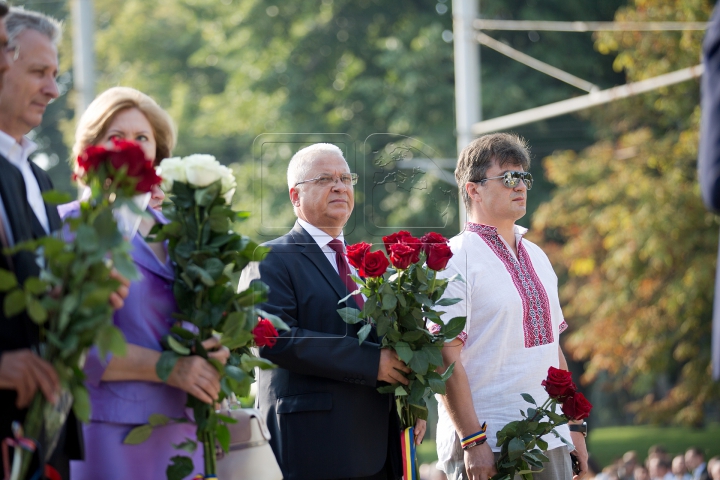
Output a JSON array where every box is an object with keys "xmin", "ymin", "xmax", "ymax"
[
  {"xmin": 252, "ymin": 318, "xmax": 279, "ymax": 348},
  {"xmin": 541, "ymin": 366, "xmax": 577, "ymax": 399},
  {"xmin": 346, "ymin": 242, "xmax": 372, "ymax": 270},
  {"xmin": 382, "ymin": 231, "xmax": 413, "ymax": 254},
  {"xmin": 77, "ymin": 144, "xmax": 109, "ymax": 174},
  {"xmin": 108, "ymin": 139, "xmax": 148, "ymax": 176},
  {"xmin": 561, "ymin": 391, "xmax": 592, "ymax": 421},
  {"xmin": 135, "ymin": 166, "xmax": 163, "ymax": 193},
  {"xmin": 420, "ymin": 232, "xmax": 448, "ymax": 247},
  {"xmin": 360, "ymin": 250, "xmax": 390, "ymax": 277},
  {"xmin": 389, "ymin": 242, "xmax": 416, "ymax": 270},
  {"xmin": 426, "ymin": 243, "xmax": 453, "ymax": 270}
]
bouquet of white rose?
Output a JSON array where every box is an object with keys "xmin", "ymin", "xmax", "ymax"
[{"xmin": 125, "ymin": 154, "xmax": 286, "ymax": 480}]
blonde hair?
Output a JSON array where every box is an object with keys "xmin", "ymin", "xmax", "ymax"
[{"xmin": 73, "ymin": 86, "xmax": 176, "ymax": 165}]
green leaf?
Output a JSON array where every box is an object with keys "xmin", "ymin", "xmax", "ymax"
[
  {"xmin": 337, "ymin": 307, "xmax": 364, "ymax": 325},
  {"xmin": 0, "ymin": 270, "xmax": 18, "ymax": 292},
  {"xmin": 435, "ymin": 297, "xmax": 461, "ymax": 307},
  {"xmin": 26, "ymin": 298, "xmax": 47, "ymax": 324},
  {"xmin": 357, "ymin": 323, "xmax": 372, "ymax": 344},
  {"xmin": 521, "ymin": 393, "xmax": 537, "ymax": 405},
  {"xmin": 123, "ymin": 424, "xmax": 153, "ymax": 445},
  {"xmin": 440, "ymin": 362, "xmax": 456, "ymax": 382},
  {"xmin": 167, "ymin": 336, "xmax": 191, "ymax": 355},
  {"xmin": 203, "ymin": 257, "xmax": 225, "ymax": 279},
  {"xmin": 394, "ymin": 385, "xmax": 408, "ymax": 396},
  {"xmin": 166, "ymin": 455, "xmax": 194, "ymax": 480},
  {"xmin": 508, "ymin": 437, "xmax": 526, "ymax": 461},
  {"xmin": 149, "ymin": 413, "xmax": 171, "ymax": 427},
  {"xmin": 240, "ymin": 354, "xmax": 276, "ymax": 371},
  {"xmin": 423, "ymin": 344, "xmax": 443, "ymax": 367},
  {"xmin": 381, "ymin": 292, "xmax": 397, "ymax": 311},
  {"xmin": 442, "ymin": 316, "xmax": 467, "ymax": 339},
  {"xmin": 96, "ymin": 325, "xmax": 127, "ymax": 357},
  {"xmin": 186, "ymin": 264, "xmax": 215, "ymax": 287},
  {"xmin": 112, "ymin": 251, "xmax": 140, "ymax": 281},
  {"xmin": 170, "ymin": 326, "xmax": 196, "ymax": 340},
  {"xmin": 4, "ymin": 289, "xmax": 26, "ymax": 317},
  {"xmin": 394, "ymin": 341, "xmax": 414, "ymax": 363},
  {"xmin": 408, "ymin": 348, "xmax": 430, "ymax": 374},
  {"xmin": 71, "ymin": 383, "xmax": 91, "ymax": 423},
  {"xmin": 42, "ymin": 190, "xmax": 72, "ymax": 205},
  {"xmin": 23, "ymin": 277, "xmax": 47, "ymax": 295},
  {"xmin": 402, "ymin": 330, "xmax": 425, "ymax": 342},
  {"xmin": 172, "ymin": 439, "xmax": 197, "ymax": 453},
  {"xmin": 75, "ymin": 224, "xmax": 100, "ymax": 253},
  {"xmin": 194, "ymin": 182, "xmax": 221, "ymax": 207},
  {"xmin": 428, "ymin": 375, "xmax": 446, "ymax": 394},
  {"xmin": 537, "ymin": 438, "xmax": 549, "ymax": 451},
  {"xmin": 236, "ymin": 281, "xmax": 269, "ymax": 306},
  {"xmin": 225, "ymin": 365, "xmax": 249, "ymax": 383},
  {"xmin": 377, "ymin": 384, "xmax": 397, "ymax": 394},
  {"xmin": 217, "ymin": 423, "xmax": 231, "ymax": 453},
  {"xmin": 156, "ymin": 351, "xmax": 180, "ymax": 382}
]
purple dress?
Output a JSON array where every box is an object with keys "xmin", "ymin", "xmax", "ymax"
[{"xmin": 60, "ymin": 204, "xmax": 203, "ymax": 479}]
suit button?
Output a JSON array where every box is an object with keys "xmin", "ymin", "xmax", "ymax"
[
  {"xmin": 344, "ymin": 377, "xmax": 349, "ymax": 382},
  {"xmin": 360, "ymin": 380, "xmax": 366, "ymax": 385}
]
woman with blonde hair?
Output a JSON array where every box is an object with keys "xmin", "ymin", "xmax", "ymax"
[{"xmin": 63, "ymin": 87, "xmax": 228, "ymax": 479}]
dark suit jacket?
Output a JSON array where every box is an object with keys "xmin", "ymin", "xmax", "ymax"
[
  {"xmin": 0, "ymin": 154, "xmax": 80, "ymax": 477},
  {"xmin": 255, "ymin": 223, "xmax": 401, "ymax": 480},
  {"xmin": 699, "ymin": 5, "xmax": 720, "ymax": 381}
]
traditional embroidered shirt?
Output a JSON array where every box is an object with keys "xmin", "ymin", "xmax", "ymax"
[{"xmin": 432, "ymin": 223, "xmax": 572, "ymax": 470}]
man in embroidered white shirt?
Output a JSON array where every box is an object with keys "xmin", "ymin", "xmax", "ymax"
[{"xmin": 435, "ymin": 133, "xmax": 589, "ymax": 480}]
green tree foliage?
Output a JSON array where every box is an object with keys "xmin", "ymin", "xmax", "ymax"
[{"xmin": 531, "ymin": 0, "xmax": 719, "ymax": 426}]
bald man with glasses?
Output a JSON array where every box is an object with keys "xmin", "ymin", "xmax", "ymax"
[{"xmin": 241, "ymin": 143, "xmax": 427, "ymax": 480}]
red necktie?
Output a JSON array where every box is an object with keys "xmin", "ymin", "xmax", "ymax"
[{"xmin": 328, "ymin": 239, "xmax": 364, "ymax": 310}]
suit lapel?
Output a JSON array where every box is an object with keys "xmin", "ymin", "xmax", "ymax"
[
  {"xmin": 291, "ymin": 223, "xmax": 350, "ymax": 301},
  {"xmin": 290, "ymin": 223, "xmax": 377, "ymax": 341},
  {"xmin": 0, "ymin": 154, "xmax": 35, "ymax": 243}
]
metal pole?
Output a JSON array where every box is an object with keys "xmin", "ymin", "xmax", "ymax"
[
  {"xmin": 452, "ymin": 0, "xmax": 480, "ymax": 228},
  {"xmin": 72, "ymin": 0, "xmax": 95, "ymax": 118},
  {"xmin": 471, "ymin": 64, "xmax": 704, "ymax": 135}
]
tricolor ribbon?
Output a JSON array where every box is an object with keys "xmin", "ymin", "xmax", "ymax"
[
  {"xmin": 400, "ymin": 427, "xmax": 417, "ymax": 480},
  {"xmin": 2, "ymin": 422, "xmax": 37, "ymax": 480}
]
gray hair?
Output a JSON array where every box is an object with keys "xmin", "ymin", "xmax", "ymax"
[
  {"xmin": 6, "ymin": 7, "xmax": 62, "ymax": 47},
  {"xmin": 455, "ymin": 133, "xmax": 531, "ymax": 209},
  {"xmin": 287, "ymin": 143, "xmax": 347, "ymax": 190}
]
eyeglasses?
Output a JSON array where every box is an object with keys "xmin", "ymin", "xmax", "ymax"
[
  {"xmin": 475, "ymin": 171, "xmax": 533, "ymax": 190},
  {"xmin": 295, "ymin": 173, "xmax": 358, "ymax": 187}
]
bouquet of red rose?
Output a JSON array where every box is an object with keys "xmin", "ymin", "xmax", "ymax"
[
  {"xmin": 0, "ymin": 140, "xmax": 158, "ymax": 480},
  {"xmin": 338, "ymin": 231, "xmax": 466, "ymax": 480},
  {"xmin": 492, "ymin": 367, "xmax": 592, "ymax": 480}
]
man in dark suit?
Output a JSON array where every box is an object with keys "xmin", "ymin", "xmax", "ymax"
[
  {"xmin": 248, "ymin": 143, "xmax": 424, "ymax": 480},
  {"xmin": 685, "ymin": 447, "xmax": 709, "ymax": 480},
  {"xmin": 0, "ymin": 7, "xmax": 126, "ymax": 478},
  {"xmin": 699, "ymin": 4, "xmax": 720, "ymax": 381}
]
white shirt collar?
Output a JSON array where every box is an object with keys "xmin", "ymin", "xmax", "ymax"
[
  {"xmin": 0, "ymin": 130, "xmax": 38, "ymax": 167},
  {"xmin": 297, "ymin": 218, "xmax": 344, "ymax": 249}
]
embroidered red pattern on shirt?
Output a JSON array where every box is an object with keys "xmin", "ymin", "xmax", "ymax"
[{"xmin": 467, "ymin": 223, "xmax": 554, "ymax": 348}]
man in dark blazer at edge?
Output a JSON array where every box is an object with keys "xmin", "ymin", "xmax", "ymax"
[
  {"xmin": 0, "ymin": 7, "xmax": 128, "ymax": 479},
  {"xmin": 699, "ymin": 3, "xmax": 720, "ymax": 381},
  {"xmin": 244, "ymin": 143, "xmax": 427, "ymax": 480}
]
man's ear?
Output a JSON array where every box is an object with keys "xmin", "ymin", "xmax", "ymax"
[
  {"xmin": 289, "ymin": 187, "xmax": 300, "ymax": 207},
  {"xmin": 465, "ymin": 182, "xmax": 482, "ymax": 204}
]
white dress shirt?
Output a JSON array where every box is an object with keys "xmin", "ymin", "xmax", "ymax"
[
  {"xmin": 297, "ymin": 218, "xmax": 346, "ymax": 274},
  {"xmin": 0, "ymin": 130, "xmax": 50, "ymax": 236}
]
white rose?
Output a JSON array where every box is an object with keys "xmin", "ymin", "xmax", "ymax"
[
  {"xmin": 158, "ymin": 157, "xmax": 186, "ymax": 191},
  {"xmin": 217, "ymin": 164, "xmax": 237, "ymax": 204},
  {"xmin": 183, "ymin": 154, "xmax": 225, "ymax": 187}
]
